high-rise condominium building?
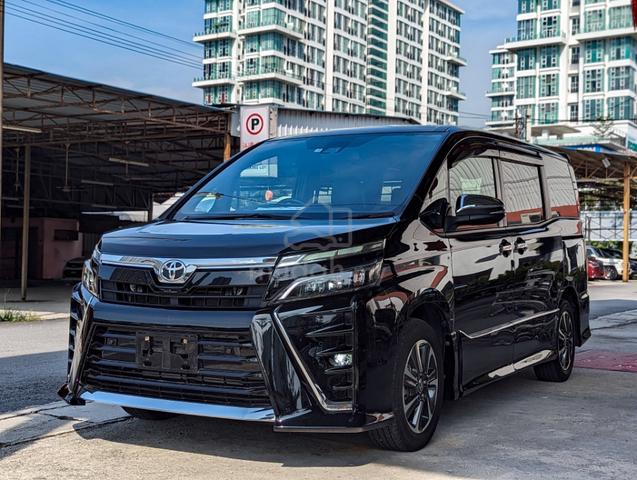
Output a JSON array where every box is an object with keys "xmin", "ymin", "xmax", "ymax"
[
  {"xmin": 193, "ymin": 0, "xmax": 466, "ymax": 125},
  {"xmin": 487, "ymin": 0, "xmax": 637, "ymax": 141}
]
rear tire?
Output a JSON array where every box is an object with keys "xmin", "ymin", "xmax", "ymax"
[
  {"xmin": 122, "ymin": 407, "xmax": 177, "ymax": 420},
  {"xmin": 368, "ymin": 320, "xmax": 444, "ymax": 451},
  {"xmin": 534, "ymin": 300, "xmax": 576, "ymax": 383}
]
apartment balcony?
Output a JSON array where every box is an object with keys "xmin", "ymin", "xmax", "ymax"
[
  {"xmin": 446, "ymin": 52, "xmax": 468, "ymax": 66},
  {"xmin": 503, "ymin": 31, "xmax": 567, "ymax": 50},
  {"xmin": 485, "ymin": 118, "xmax": 516, "ymax": 128},
  {"xmin": 486, "ymin": 87, "xmax": 515, "ymax": 97},
  {"xmin": 238, "ymin": 20, "xmax": 304, "ymax": 40},
  {"xmin": 238, "ymin": 67, "xmax": 303, "ymax": 86},
  {"xmin": 192, "ymin": 72, "xmax": 237, "ymax": 88},
  {"xmin": 446, "ymin": 87, "xmax": 467, "ymax": 100},
  {"xmin": 574, "ymin": 25, "xmax": 636, "ymax": 42},
  {"xmin": 193, "ymin": 28, "xmax": 238, "ymax": 42}
]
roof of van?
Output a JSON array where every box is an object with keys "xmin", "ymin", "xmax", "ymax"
[{"xmin": 269, "ymin": 125, "xmax": 565, "ymax": 159}]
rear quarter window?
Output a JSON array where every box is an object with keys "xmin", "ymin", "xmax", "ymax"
[{"xmin": 544, "ymin": 156, "xmax": 579, "ymax": 218}]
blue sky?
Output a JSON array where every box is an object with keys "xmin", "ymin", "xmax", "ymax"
[{"xmin": 5, "ymin": 0, "xmax": 517, "ymax": 128}]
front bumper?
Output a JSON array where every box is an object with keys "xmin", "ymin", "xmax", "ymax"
[{"xmin": 60, "ymin": 284, "xmax": 393, "ymax": 433}]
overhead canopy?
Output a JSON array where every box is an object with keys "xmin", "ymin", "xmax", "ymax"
[
  {"xmin": 1, "ymin": 63, "xmax": 230, "ymax": 218},
  {"xmin": 547, "ymin": 146, "xmax": 637, "ymax": 206}
]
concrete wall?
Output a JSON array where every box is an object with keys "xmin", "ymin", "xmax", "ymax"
[{"xmin": 0, "ymin": 217, "xmax": 82, "ymax": 281}]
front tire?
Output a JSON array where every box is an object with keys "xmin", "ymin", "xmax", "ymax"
[
  {"xmin": 534, "ymin": 300, "xmax": 576, "ymax": 382},
  {"xmin": 368, "ymin": 320, "xmax": 444, "ymax": 451}
]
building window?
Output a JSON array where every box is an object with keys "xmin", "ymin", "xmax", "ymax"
[
  {"xmin": 609, "ymin": 6, "xmax": 632, "ymax": 30},
  {"xmin": 584, "ymin": 68, "xmax": 604, "ymax": 93},
  {"xmin": 608, "ymin": 97, "xmax": 634, "ymax": 120},
  {"xmin": 540, "ymin": 73, "xmax": 559, "ymax": 97},
  {"xmin": 518, "ymin": 19, "xmax": 537, "ymax": 41},
  {"xmin": 583, "ymin": 98, "xmax": 604, "ymax": 121},
  {"xmin": 538, "ymin": 102, "xmax": 558, "ymax": 124},
  {"xmin": 571, "ymin": 17, "xmax": 580, "ymax": 35},
  {"xmin": 541, "ymin": 0, "xmax": 560, "ymax": 10},
  {"xmin": 609, "ymin": 37, "xmax": 635, "ymax": 61},
  {"xmin": 540, "ymin": 45, "xmax": 560, "ymax": 68},
  {"xmin": 570, "ymin": 46, "xmax": 580, "ymax": 65},
  {"xmin": 518, "ymin": 48, "xmax": 537, "ymax": 71},
  {"xmin": 517, "ymin": 76, "xmax": 537, "ymax": 99},
  {"xmin": 518, "ymin": 0, "xmax": 537, "ymax": 14},
  {"xmin": 608, "ymin": 66, "xmax": 635, "ymax": 91},
  {"xmin": 584, "ymin": 40, "xmax": 605, "ymax": 63},
  {"xmin": 584, "ymin": 9, "xmax": 606, "ymax": 33},
  {"xmin": 569, "ymin": 74, "xmax": 579, "ymax": 93},
  {"xmin": 569, "ymin": 103, "xmax": 579, "ymax": 122},
  {"xmin": 540, "ymin": 15, "xmax": 560, "ymax": 38}
]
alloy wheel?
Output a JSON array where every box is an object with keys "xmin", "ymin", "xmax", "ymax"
[
  {"xmin": 558, "ymin": 311, "xmax": 574, "ymax": 371},
  {"xmin": 402, "ymin": 339, "xmax": 439, "ymax": 434}
]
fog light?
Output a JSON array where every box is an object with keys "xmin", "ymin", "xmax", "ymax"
[{"xmin": 331, "ymin": 353, "xmax": 352, "ymax": 368}]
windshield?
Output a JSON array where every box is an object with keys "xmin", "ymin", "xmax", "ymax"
[{"xmin": 173, "ymin": 132, "xmax": 445, "ymax": 221}]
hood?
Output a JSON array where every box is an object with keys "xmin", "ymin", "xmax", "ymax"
[{"xmin": 99, "ymin": 218, "xmax": 398, "ymax": 259}]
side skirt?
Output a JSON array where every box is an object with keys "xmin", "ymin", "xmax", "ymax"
[{"xmin": 460, "ymin": 349, "xmax": 556, "ymax": 397}]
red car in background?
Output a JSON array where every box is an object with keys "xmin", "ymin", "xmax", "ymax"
[{"xmin": 587, "ymin": 257, "xmax": 605, "ymax": 280}]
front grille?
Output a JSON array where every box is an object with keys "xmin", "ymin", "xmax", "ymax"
[
  {"xmin": 99, "ymin": 267, "xmax": 270, "ymax": 310},
  {"xmin": 82, "ymin": 325, "xmax": 271, "ymax": 408}
]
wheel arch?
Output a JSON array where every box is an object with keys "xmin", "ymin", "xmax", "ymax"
[
  {"xmin": 400, "ymin": 290, "xmax": 458, "ymax": 400},
  {"xmin": 559, "ymin": 286, "xmax": 582, "ymax": 346}
]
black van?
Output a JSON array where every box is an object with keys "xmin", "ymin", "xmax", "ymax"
[{"xmin": 60, "ymin": 126, "xmax": 590, "ymax": 451}]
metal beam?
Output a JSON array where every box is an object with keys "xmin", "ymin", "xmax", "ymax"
[
  {"xmin": 623, "ymin": 162, "xmax": 632, "ymax": 283},
  {"xmin": 21, "ymin": 145, "xmax": 31, "ymax": 301}
]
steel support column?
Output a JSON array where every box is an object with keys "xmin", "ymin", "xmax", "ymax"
[
  {"xmin": 148, "ymin": 193, "xmax": 154, "ymax": 223},
  {"xmin": 623, "ymin": 162, "xmax": 632, "ymax": 283},
  {"xmin": 223, "ymin": 132, "xmax": 232, "ymax": 161},
  {"xmin": 21, "ymin": 145, "xmax": 31, "ymax": 300},
  {"xmin": 0, "ymin": 0, "xmax": 5, "ymax": 252}
]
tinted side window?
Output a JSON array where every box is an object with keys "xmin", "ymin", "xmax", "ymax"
[
  {"xmin": 501, "ymin": 161, "xmax": 544, "ymax": 225},
  {"xmin": 449, "ymin": 155, "xmax": 499, "ymax": 230},
  {"xmin": 544, "ymin": 156, "xmax": 579, "ymax": 218},
  {"xmin": 449, "ymin": 156, "xmax": 497, "ymax": 214}
]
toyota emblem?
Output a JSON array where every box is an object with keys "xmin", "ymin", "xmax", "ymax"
[{"xmin": 160, "ymin": 260, "xmax": 187, "ymax": 283}]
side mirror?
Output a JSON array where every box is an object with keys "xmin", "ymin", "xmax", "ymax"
[
  {"xmin": 419, "ymin": 198, "xmax": 449, "ymax": 230},
  {"xmin": 448, "ymin": 194, "xmax": 505, "ymax": 229}
]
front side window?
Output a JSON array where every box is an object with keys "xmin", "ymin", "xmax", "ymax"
[
  {"xmin": 174, "ymin": 133, "xmax": 445, "ymax": 221},
  {"xmin": 449, "ymin": 154, "xmax": 498, "ymax": 229},
  {"xmin": 501, "ymin": 161, "xmax": 544, "ymax": 225}
]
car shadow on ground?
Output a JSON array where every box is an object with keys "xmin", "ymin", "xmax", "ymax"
[{"xmin": 69, "ymin": 370, "xmax": 552, "ymax": 469}]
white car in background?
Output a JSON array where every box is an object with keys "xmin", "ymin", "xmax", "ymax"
[{"xmin": 586, "ymin": 246, "xmax": 632, "ymax": 280}]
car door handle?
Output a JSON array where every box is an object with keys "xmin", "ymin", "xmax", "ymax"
[
  {"xmin": 515, "ymin": 238, "xmax": 528, "ymax": 254},
  {"xmin": 499, "ymin": 240, "xmax": 513, "ymax": 257}
]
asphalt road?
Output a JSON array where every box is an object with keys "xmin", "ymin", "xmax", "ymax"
[{"xmin": 1, "ymin": 281, "xmax": 636, "ymax": 414}]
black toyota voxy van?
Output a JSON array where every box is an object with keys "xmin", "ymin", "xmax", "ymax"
[{"xmin": 60, "ymin": 126, "xmax": 590, "ymax": 451}]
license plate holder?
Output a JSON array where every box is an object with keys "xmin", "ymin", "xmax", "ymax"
[{"xmin": 136, "ymin": 332, "xmax": 198, "ymax": 373}]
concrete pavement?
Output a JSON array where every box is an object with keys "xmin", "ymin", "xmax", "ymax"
[{"xmin": 0, "ymin": 367, "xmax": 635, "ymax": 480}]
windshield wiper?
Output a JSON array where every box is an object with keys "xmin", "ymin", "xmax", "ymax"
[
  {"xmin": 181, "ymin": 213, "xmax": 290, "ymax": 221},
  {"xmin": 194, "ymin": 191, "xmax": 271, "ymax": 206}
]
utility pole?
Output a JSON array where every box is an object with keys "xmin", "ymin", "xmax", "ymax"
[
  {"xmin": 0, "ymin": 0, "xmax": 5, "ymax": 253},
  {"xmin": 515, "ymin": 107, "xmax": 529, "ymax": 142}
]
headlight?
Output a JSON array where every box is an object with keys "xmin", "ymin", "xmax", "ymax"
[
  {"xmin": 276, "ymin": 261, "xmax": 383, "ymax": 301},
  {"xmin": 82, "ymin": 243, "xmax": 101, "ymax": 297},
  {"xmin": 82, "ymin": 260, "xmax": 99, "ymax": 297}
]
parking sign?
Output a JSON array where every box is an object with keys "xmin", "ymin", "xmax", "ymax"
[{"xmin": 240, "ymin": 106, "xmax": 271, "ymax": 151}]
